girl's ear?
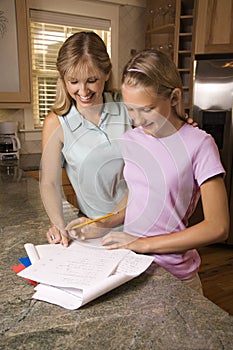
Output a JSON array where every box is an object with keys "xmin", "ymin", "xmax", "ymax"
[
  {"xmin": 105, "ymin": 72, "xmax": 111, "ymax": 82},
  {"xmin": 170, "ymin": 88, "xmax": 181, "ymax": 106}
]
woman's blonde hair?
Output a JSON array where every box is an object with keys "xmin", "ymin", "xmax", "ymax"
[
  {"xmin": 52, "ymin": 31, "xmax": 112, "ymax": 116},
  {"xmin": 121, "ymin": 49, "xmax": 185, "ymax": 119}
]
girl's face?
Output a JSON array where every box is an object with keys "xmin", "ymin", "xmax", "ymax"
[
  {"xmin": 122, "ymin": 83, "xmax": 182, "ymax": 137},
  {"xmin": 65, "ymin": 66, "xmax": 109, "ymax": 111}
]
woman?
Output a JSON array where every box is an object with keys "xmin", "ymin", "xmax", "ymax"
[{"xmin": 41, "ymin": 32, "xmax": 131, "ymax": 246}]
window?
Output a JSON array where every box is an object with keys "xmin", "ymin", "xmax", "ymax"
[{"xmin": 30, "ymin": 10, "xmax": 111, "ymax": 126}]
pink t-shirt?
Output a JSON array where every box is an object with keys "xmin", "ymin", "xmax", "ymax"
[{"xmin": 122, "ymin": 123, "xmax": 225, "ymax": 280}]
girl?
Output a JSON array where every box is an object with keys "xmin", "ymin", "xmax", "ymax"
[{"xmin": 101, "ymin": 49, "xmax": 229, "ymax": 293}]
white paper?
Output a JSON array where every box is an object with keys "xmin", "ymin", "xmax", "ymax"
[
  {"xmin": 32, "ymin": 273, "xmax": 132, "ymax": 310},
  {"xmin": 18, "ymin": 243, "xmax": 129, "ymax": 288},
  {"xmin": 34, "ymin": 243, "xmax": 67, "ymax": 258},
  {"xmin": 24, "ymin": 243, "xmax": 40, "ymax": 264},
  {"xmin": 116, "ymin": 251, "xmax": 155, "ymax": 276},
  {"xmin": 33, "ymin": 284, "xmax": 83, "ymax": 310},
  {"xmin": 18, "ymin": 240, "xmax": 154, "ymax": 309}
]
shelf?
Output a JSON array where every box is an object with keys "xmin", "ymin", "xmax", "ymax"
[
  {"xmin": 180, "ymin": 15, "xmax": 193, "ymax": 20},
  {"xmin": 146, "ymin": 23, "xmax": 175, "ymax": 35},
  {"xmin": 145, "ymin": 0, "xmax": 196, "ymax": 116},
  {"xmin": 178, "ymin": 50, "xmax": 192, "ymax": 54},
  {"xmin": 179, "ymin": 32, "xmax": 192, "ymax": 37},
  {"xmin": 178, "ymin": 68, "xmax": 190, "ymax": 72}
]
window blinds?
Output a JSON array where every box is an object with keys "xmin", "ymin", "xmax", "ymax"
[{"xmin": 30, "ymin": 10, "xmax": 111, "ymax": 125}]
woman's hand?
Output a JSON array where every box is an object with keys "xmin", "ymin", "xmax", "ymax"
[
  {"xmin": 46, "ymin": 225, "xmax": 69, "ymax": 247},
  {"xmin": 186, "ymin": 116, "xmax": 198, "ymax": 127},
  {"xmin": 66, "ymin": 217, "xmax": 108, "ymax": 241},
  {"xmin": 101, "ymin": 231, "xmax": 145, "ymax": 252}
]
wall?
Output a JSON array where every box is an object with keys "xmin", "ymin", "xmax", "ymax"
[
  {"xmin": 119, "ymin": 4, "xmax": 146, "ymax": 79},
  {"xmin": 0, "ymin": 0, "xmax": 146, "ymax": 155}
]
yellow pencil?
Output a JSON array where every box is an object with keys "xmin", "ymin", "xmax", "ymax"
[{"xmin": 71, "ymin": 211, "xmax": 118, "ymax": 229}]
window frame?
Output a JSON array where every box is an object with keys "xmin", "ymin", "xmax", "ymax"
[
  {"xmin": 30, "ymin": 19, "xmax": 111, "ymax": 126},
  {"xmin": 30, "ymin": 10, "xmax": 112, "ymax": 126},
  {"xmin": 24, "ymin": 0, "xmax": 119, "ymax": 131}
]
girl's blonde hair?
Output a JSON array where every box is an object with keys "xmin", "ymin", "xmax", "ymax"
[
  {"xmin": 52, "ymin": 31, "xmax": 112, "ymax": 116},
  {"xmin": 121, "ymin": 49, "xmax": 186, "ymax": 119}
]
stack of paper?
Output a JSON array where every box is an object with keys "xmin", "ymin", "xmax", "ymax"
[{"xmin": 17, "ymin": 239, "xmax": 154, "ymax": 310}]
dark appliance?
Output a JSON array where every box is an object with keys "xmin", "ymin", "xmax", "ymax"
[
  {"xmin": 192, "ymin": 54, "xmax": 233, "ymax": 245},
  {"xmin": 0, "ymin": 122, "xmax": 21, "ymax": 160}
]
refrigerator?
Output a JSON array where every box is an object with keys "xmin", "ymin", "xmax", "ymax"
[{"xmin": 192, "ymin": 54, "xmax": 233, "ymax": 244}]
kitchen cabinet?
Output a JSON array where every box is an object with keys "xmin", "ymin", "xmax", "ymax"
[
  {"xmin": 145, "ymin": 0, "xmax": 176, "ymax": 59},
  {"xmin": 26, "ymin": 169, "xmax": 78, "ymax": 209},
  {"xmin": 0, "ymin": 0, "xmax": 31, "ymax": 108},
  {"xmin": 195, "ymin": 0, "xmax": 233, "ymax": 54},
  {"xmin": 61, "ymin": 169, "xmax": 78, "ymax": 209},
  {"xmin": 145, "ymin": 0, "xmax": 196, "ymax": 116}
]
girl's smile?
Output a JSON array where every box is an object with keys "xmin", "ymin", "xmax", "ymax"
[{"xmin": 122, "ymin": 84, "xmax": 184, "ymax": 137}]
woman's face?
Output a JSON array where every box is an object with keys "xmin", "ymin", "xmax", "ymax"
[
  {"xmin": 122, "ymin": 83, "xmax": 181, "ymax": 137},
  {"xmin": 64, "ymin": 66, "xmax": 109, "ymax": 111}
]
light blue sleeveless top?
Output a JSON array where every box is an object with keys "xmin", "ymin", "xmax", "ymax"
[{"xmin": 58, "ymin": 92, "xmax": 132, "ymax": 218}]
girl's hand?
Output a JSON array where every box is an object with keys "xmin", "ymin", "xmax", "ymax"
[
  {"xmin": 101, "ymin": 231, "xmax": 144, "ymax": 252},
  {"xmin": 46, "ymin": 225, "xmax": 69, "ymax": 247},
  {"xmin": 66, "ymin": 217, "xmax": 107, "ymax": 241}
]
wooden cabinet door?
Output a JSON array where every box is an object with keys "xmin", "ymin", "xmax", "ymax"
[
  {"xmin": 195, "ymin": 0, "xmax": 233, "ymax": 54},
  {"xmin": 0, "ymin": 0, "xmax": 31, "ymax": 107}
]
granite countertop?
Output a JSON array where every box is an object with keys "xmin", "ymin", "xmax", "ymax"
[
  {"xmin": 19, "ymin": 153, "xmax": 42, "ymax": 171},
  {"xmin": 1, "ymin": 170, "xmax": 233, "ymax": 349},
  {"xmin": 0, "ymin": 153, "xmax": 41, "ymax": 172}
]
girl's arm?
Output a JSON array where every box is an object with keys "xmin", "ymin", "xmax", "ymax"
[
  {"xmin": 102, "ymin": 175, "xmax": 229, "ymax": 253},
  {"xmin": 40, "ymin": 112, "xmax": 69, "ymax": 246},
  {"xmin": 66, "ymin": 191, "xmax": 128, "ymax": 240}
]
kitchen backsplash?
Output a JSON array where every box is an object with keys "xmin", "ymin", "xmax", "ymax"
[
  {"xmin": 118, "ymin": 5, "xmax": 146, "ymax": 78},
  {"xmin": 0, "ymin": 109, "xmax": 24, "ymax": 127}
]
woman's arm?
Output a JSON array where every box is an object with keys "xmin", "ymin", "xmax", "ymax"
[
  {"xmin": 102, "ymin": 175, "xmax": 229, "ymax": 253},
  {"xmin": 40, "ymin": 112, "xmax": 69, "ymax": 246}
]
